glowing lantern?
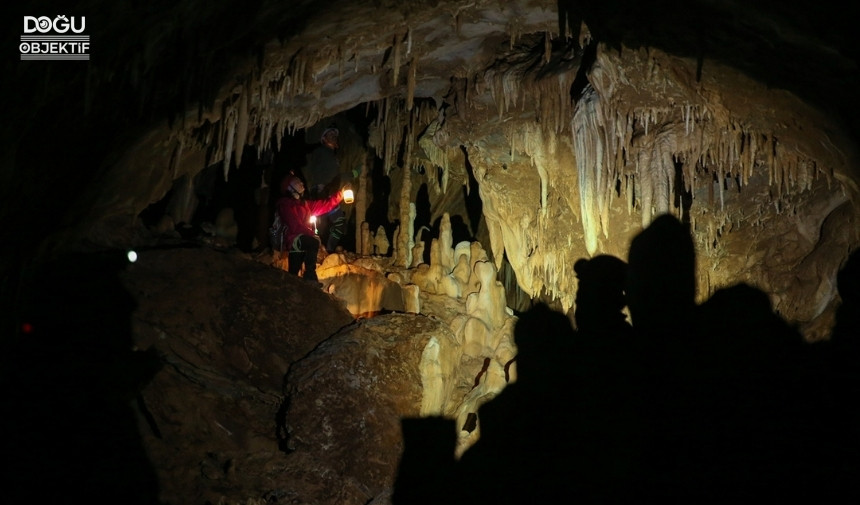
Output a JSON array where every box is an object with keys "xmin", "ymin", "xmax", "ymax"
[{"xmin": 343, "ymin": 188, "xmax": 354, "ymax": 204}]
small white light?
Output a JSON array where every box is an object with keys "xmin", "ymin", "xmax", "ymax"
[
  {"xmin": 310, "ymin": 215, "xmax": 317, "ymax": 224},
  {"xmin": 126, "ymin": 250, "xmax": 138, "ymax": 263},
  {"xmin": 343, "ymin": 188, "xmax": 354, "ymax": 204}
]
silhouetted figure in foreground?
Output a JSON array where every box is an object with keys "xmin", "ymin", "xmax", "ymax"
[
  {"xmin": 450, "ymin": 303, "xmax": 577, "ymax": 504},
  {"xmin": 1, "ymin": 251, "xmax": 161, "ymax": 504},
  {"xmin": 571, "ymin": 254, "xmax": 642, "ymax": 499},
  {"xmin": 392, "ymin": 217, "xmax": 859, "ymax": 504},
  {"xmin": 831, "ymin": 247, "xmax": 860, "ymax": 356},
  {"xmin": 624, "ymin": 214, "xmax": 700, "ymax": 500},
  {"xmin": 819, "ymin": 247, "xmax": 860, "ymax": 501},
  {"xmin": 391, "ymin": 416, "xmax": 456, "ymax": 505},
  {"xmin": 687, "ymin": 282, "xmax": 827, "ymax": 502}
]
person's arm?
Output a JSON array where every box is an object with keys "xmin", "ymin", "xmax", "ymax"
[{"xmin": 308, "ymin": 191, "xmax": 343, "ymax": 215}]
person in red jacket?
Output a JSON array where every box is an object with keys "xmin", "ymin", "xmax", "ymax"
[{"xmin": 277, "ymin": 174, "xmax": 343, "ymax": 283}]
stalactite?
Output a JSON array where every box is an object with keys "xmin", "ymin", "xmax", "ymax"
[
  {"xmin": 235, "ymin": 83, "xmax": 249, "ymax": 166},
  {"xmin": 405, "ymin": 111, "xmax": 415, "ymax": 171},
  {"xmin": 579, "ymin": 20, "xmax": 591, "ymax": 47},
  {"xmin": 222, "ymin": 105, "xmax": 236, "ymax": 181},
  {"xmin": 627, "ymin": 174, "xmax": 635, "ymax": 215},
  {"xmin": 544, "ymin": 31, "xmax": 551, "ymax": 64},
  {"xmin": 537, "ymin": 162, "xmax": 548, "ymax": 214},
  {"xmin": 684, "ymin": 104, "xmax": 690, "ymax": 135},
  {"xmin": 717, "ymin": 166, "xmax": 725, "ymax": 213},
  {"xmin": 767, "ymin": 134, "xmax": 776, "ymax": 188},
  {"xmin": 273, "ymin": 120, "xmax": 282, "ymax": 152},
  {"xmin": 406, "ymin": 55, "xmax": 417, "ymax": 111},
  {"xmin": 170, "ymin": 138, "xmax": 184, "ymax": 179},
  {"xmin": 392, "ymin": 34, "xmax": 401, "ymax": 87},
  {"xmin": 789, "ymin": 153, "xmax": 798, "ymax": 190},
  {"xmin": 573, "ymin": 85, "xmax": 603, "ymax": 255},
  {"xmin": 639, "ymin": 149, "xmax": 654, "ymax": 227},
  {"xmin": 503, "ymin": 70, "xmax": 518, "ymax": 115},
  {"xmin": 405, "ymin": 26, "xmax": 412, "ymax": 56}
]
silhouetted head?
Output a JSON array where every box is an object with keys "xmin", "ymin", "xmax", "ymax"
[
  {"xmin": 513, "ymin": 303, "xmax": 575, "ymax": 379},
  {"xmin": 320, "ymin": 126, "xmax": 339, "ymax": 149},
  {"xmin": 699, "ymin": 282, "xmax": 783, "ymax": 337},
  {"xmin": 626, "ymin": 214, "xmax": 696, "ymax": 333},
  {"xmin": 574, "ymin": 255, "xmax": 629, "ymax": 332}
]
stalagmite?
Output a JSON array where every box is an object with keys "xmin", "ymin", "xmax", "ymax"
[
  {"xmin": 465, "ymin": 260, "xmax": 509, "ymax": 332},
  {"xmin": 374, "ymin": 225, "xmax": 390, "ymax": 255},
  {"xmin": 394, "ymin": 166, "xmax": 413, "ymax": 267},
  {"xmin": 355, "ymin": 155, "xmax": 368, "ymax": 255},
  {"xmin": 361, "ymin": 222, "xmax": 373, "ymax": 256},
  {"xmin": 404, "ymin": 284, "xmax": 420, "ymax": 314},
  {"xmin": 462, "ymin": 317, "xmax": 492, "ymax": 358},
  {"xmin": 438, "ymin": 213, "xmax": 455, "ymax": 272},
  {"xmin": 453, "ymin": 253, "xmax": 471, "ymax": 290},
  {"xmin": 411, "ymin": 240, "xmax": 425, "ymax": 267},
  {"xmin": 454, "ymin": 241, "xmax": 472, "ymax": 267}
]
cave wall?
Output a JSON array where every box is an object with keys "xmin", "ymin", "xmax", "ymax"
[{"xmin": 5, "ymin": 0, "xmax": 860, "ymax": 340}]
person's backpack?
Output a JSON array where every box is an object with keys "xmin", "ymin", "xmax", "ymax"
[{"xmin": 269, "ymin": 211, "xmax": 288, "ymax": 251}]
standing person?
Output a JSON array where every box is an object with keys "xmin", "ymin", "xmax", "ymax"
[
  {"xmin": 305, "ymin": 126, "xmax": 357, "ymax": 252},
  {"xmin": 277, "ymin": 174, "xmax": 343, "ymax": 285}
]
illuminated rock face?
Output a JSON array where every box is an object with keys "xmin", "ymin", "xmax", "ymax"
[
  {"xmin": 21, "ymin": 0, "xmax": 859, "ymax": 340},
  {"xmin": 317, "ymin": 215, "xmax": 518, "ymax": 456}
]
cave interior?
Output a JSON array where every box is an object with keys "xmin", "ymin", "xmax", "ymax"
[{"xmin": 3, "ymin": 1, "xmax": 860, "ymax": 504}]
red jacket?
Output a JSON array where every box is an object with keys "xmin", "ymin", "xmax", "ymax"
[{"xmin": 276, "ymin": 192, "xmax": 343, "ymax": 249}]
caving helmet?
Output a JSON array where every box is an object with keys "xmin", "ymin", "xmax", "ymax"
[
  {"xmin": 281, "ymin": 174, "xmax": 305, "ymax": 197},
  {"xmin": 320, "ymin": 126, "xmax": 339, "ymax": 145}
]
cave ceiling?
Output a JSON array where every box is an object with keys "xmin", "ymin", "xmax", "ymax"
[{"xmin": 4, "ymin": 0, "xmax": 860, "ymax": 337}]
